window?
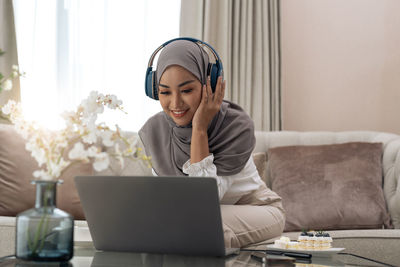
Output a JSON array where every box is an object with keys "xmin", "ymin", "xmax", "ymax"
[{"xmin": 13, "ymin": 0, "xmax": 181, "ymax": 131}]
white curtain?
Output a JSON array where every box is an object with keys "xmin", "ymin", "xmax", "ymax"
[
  {"xmin": 12, "ymin": 0, "xmax": 181, "ymax": 131},
  {"xmin": 180, "ymin": 0, "xmax": 281, "ymax": 131},
  {"xmin": 0, "ymin": 0, "xmax": 20, "ymax": 108}
]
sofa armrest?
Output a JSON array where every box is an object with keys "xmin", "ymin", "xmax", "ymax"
[{"xmin": 382, "ymin": 137, "xmax": 400, "ymax": 229}]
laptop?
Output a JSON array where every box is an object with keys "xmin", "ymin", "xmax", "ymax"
[{"xmin": 74, "ymin": 176, "xmax": 240, "ymax": 256}]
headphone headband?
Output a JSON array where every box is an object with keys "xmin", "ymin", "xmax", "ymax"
[{"xmin": 147, "ymin": 37, "xmax": 221, "ymax": 68}]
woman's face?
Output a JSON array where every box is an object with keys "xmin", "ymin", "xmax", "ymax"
[{"xmin": 158, "ymin": 65, "xmax": 202, "ymax": 126}]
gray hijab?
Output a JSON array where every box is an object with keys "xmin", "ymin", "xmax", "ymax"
[
  {"xmin": 139, "ymin": 40, "xmax": 255, "ymax": 176},
  {"xmin": 155, "ymin": 40, "xmax": 209, "ymax": 88}
]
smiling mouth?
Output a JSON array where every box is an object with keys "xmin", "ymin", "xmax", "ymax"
[{"xmin": 170, "ymin": 109, "xmax": 188, "ymax": 118}]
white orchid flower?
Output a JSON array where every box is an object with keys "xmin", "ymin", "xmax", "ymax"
[
  {"xmin": 82, "ymin": 131, "xmax": 97, "ymax": 144},
  {"xmin": 26, "ymin": 141, "xmax": 46, "ymax": 167},
  {"xmin": 86, "ymin": 146, "xmax": 99, "ymax": 157},
  {"xmin": 101, "ymin": 130, "xmax": 114, "ymax": 147},
  {"xmin": 104, "ymin": 94, "xmax": 122, "ymax": 109},
  {"xmin": 93, "ymin": 152, "xmax": 110, "ymax": 171},
  {"xmin": 2, "ymin": 100, "xmax": 23, "ymax": 123},
  {"xmin": 81, "ymin": 119, "xmax": 98, "ymax": 144},
  {"xmin": 81, "ymin": 114, "xmax": 97, "ymax": 128},
  {"xmin": 33, "ymin": 170, "xmax": 53, "ymax": 181},
  {"xmin": 81, "ymin": 91, "xmax": 104, "ymax": 117},
  {"xmin": 1, "ymin": 100, "xmax": 16, "ymax": 115},
  {"xmin": 3, "ymin": 79, "xmax": 12, "ymax": 91},
  {"xmin": 122, "ymin": 135, "xmax": 139, "ymax": 156},
  {"xmin": 14, "ymin": 119, "xmax": 30, "ymax": 139},
  {"xmin": 68, "ymin": 142, "xmax": 88, "ymax": 161}
]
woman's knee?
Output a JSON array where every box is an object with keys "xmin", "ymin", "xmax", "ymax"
[
  {"xmin": 222, "ymin": 223, "xmax": 241, "ymax": 248},
  {"xmin": 267, "ymin": 205, "xmax": 286, "ymax": 237},
  {"xmin": 221, "ymin": 205, "xmax": 285, "ymax": 248}
]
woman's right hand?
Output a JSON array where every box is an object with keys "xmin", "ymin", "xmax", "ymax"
[{"xmin": 192, "ymin": 75, "xmax": 226, "ymax": 133}]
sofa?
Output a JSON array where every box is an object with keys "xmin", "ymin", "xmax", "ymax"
[{"xmin": 1, "ymin": 124, "xmax": 400, "ymax": 265}]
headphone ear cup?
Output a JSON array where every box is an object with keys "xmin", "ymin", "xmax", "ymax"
[
  {"xmin": 209, "ymin": 64, "xmax": 219, "ymax": 93},
  {"xmin": 152, "ymin": 71, "xmax": 158, "ymax": 100},
  {"xmin": 145, "ymin": 68, "xmax": 158, "ymax": 100}
]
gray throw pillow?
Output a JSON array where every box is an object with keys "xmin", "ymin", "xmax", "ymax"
[{"xmin": 268, "ymin": 142, "xmax": 392, "ymax": 232}]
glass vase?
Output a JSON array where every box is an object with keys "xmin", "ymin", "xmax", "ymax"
[{"xmin": 15, "ymin": 180, "xmax": 74, "ymax": 262}]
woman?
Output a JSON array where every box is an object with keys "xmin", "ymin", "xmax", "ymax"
[{"xmin": 139, "ymin": 38, "xmax": 285, "ymax": 248}]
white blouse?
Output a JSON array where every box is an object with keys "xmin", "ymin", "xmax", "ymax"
[{"xmin": 152, "ymin": 154, "xmax": 264, "ymax": 204}]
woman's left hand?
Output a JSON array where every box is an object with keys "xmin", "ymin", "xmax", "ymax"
[{"xmin": 192, "ymin": 75, "xmax": 226, "ymax": 132}]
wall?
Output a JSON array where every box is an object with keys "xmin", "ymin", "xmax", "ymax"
[{"xmin": 281, "ymin": 0, "xmax": 400, "ymax": 134}]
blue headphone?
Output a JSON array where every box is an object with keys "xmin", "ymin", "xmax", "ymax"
[{"xmin": 145, "ymin": 37, "xmax": 224, "ymax": 100}]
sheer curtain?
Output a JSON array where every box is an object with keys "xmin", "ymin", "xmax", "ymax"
[
  {"xmin": 12, "ymin": 0, "xmax": 181, "ymax": 131},
  {"xmin": 0, "ymin": 0, "xmax": 20, "ymax": 107}
]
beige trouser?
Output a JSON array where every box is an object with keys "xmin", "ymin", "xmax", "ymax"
[{"xmin": 221, "ymin": 182, "xmax": 285, "ymax": 248}]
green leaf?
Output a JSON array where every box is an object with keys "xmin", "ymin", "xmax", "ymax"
[
  {"xmin": 0, "ymin": 73, "xmax": 4, "ymax": 80},
  {"xmin": 0, "ymin": 50, "xmax": 5, "ymax": 56}
]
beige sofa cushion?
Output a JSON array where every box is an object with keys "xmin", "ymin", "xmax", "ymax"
[
  {"xmin": 0, "ymin": 124, "xmax": 92, "ymax": 219},
  {"xmin": 0, "ymin": 125, "xmax": 37, "ymax": 216},
  {"xmin": 268, "ymin": 142, "xmax": 391, "ymax": 232},
  {"xmin": 255, "ymin": 131, "xmax": 400, "ymax": 229}
]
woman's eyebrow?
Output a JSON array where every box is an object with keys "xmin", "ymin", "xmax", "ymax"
[
  {"xmin": 178, "ymin": 80, "xmax": 195, "ymax": 87},
  {"xmin": 159, "ymin": 83, "xmax": 169, "ymax": 88},
  {"xmin": 159, "ymin": 80, "xmax": 195, "ymax": 89}
]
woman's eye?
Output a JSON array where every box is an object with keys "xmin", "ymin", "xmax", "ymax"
[
  {"xmin": 159, "ymin": 91, "xmax": 170, "ymax": 95},
  {"xmin": 182, "ymin": 89, "xmax": 192, "ymax": 93}
]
